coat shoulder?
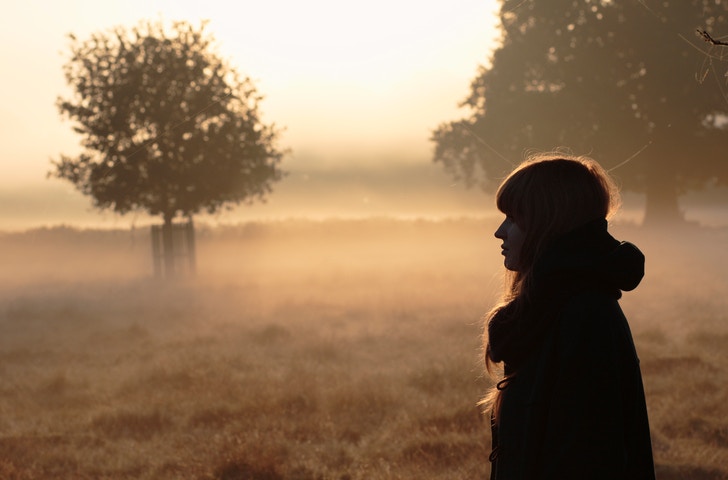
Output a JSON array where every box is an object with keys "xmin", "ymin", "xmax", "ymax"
[{"xmin": 555, "ymin": 292, "xmax": 638, "ymax": 362}]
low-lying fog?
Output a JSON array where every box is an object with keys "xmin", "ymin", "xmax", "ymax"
[{"xmin": 0, "ymin": 216, "xmax": 726, "ymax": 478}]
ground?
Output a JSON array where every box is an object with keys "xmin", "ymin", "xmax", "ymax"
[{"xmin": 0, "ymin": 218, "xmax": 725, "ymax": 479}]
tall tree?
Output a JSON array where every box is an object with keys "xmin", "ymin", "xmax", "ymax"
[
  {"xmin": 52, "ymin": 19, "xmax": 285, "ymax": 274},
  {"xmin": 432, "ymin": 0, "xmax": 728, "ymax": 225}
]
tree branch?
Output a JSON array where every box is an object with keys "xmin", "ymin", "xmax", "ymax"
[{"xmin": 697, "ymin": 29, "xmax": 728, "ymax": 47}]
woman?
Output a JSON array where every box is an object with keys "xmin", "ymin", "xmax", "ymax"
[{"xmin": 484, "ymin": 154, "xmax": 655, "ymax": 479}]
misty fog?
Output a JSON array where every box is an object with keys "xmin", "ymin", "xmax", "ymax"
[
  {"xmin": 0, "ymin": 217, "xmax": 726, "ymax": 478},
  {"xmin": 2, "ymin": 0, "xmax": 727, "ymax": 476}
]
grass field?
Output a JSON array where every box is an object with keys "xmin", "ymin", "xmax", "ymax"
[{"xmin": 0, "ymin": 218, "xmax": 726, "ymax": 479}]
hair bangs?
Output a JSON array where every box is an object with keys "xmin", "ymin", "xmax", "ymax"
[{"xmin": 495, "ymin": 168, "xmax": 528, "ymax": 223}]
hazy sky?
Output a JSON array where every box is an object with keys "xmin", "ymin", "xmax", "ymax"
[{"xmin": 0, "ymin": 0, "xmax": 504, "ymax": 229}]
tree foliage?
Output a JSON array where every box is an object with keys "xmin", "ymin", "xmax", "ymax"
[
  {"xmin": 52, "ymin": 19, "xmax": 285, "ymax": 223},
  {"xmin": 432, "ymin": 0, "xmax": 728, "ymax": 223}
]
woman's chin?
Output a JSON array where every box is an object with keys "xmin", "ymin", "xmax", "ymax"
[{"xmin": 503, "ymin": 258, "xmax": 522, "ymax": 272}]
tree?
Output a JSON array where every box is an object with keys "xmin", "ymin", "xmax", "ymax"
[
  {"xmin": 51, "ymin": 19, "xmax": 285, "ymax": 275},
  {"xmin": 432, "ymin": 0, "xmax": 728, "ymax": 225}
]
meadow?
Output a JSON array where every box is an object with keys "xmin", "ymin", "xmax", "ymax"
[{"xmin": 0, "ymin": 217, "xmax": 726, "ymax": 479}]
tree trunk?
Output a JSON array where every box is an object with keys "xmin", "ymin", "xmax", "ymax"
[
  {"xmin": 162, "ymin": 213, "xmax": 175, "ymax": 278},
  {"xmin": 185, "ymin": 216, "xmax": 197, "ymax": 275}
]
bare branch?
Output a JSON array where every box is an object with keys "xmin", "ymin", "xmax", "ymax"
[{"xmin": 697, "ymin": 29, "xmax": 728, "ymax": 47}]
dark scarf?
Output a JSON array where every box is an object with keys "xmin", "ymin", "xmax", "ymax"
[{"xmin": 487, "ymin": 219, "xmax": 644, "ymax": 375}]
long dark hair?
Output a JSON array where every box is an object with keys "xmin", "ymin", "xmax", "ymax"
[{"xmin": 481, "ymin": 153, "xmax": 620, "ymax": 417}]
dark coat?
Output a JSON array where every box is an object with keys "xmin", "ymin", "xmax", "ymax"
[{"xmin": 489, "ymin": 220, "xmax": 655, "ymax": 480}]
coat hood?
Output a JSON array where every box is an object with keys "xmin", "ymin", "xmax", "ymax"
[{"xmin": 532, "ymin": 218, "xmax": 645, "ymax": 297}]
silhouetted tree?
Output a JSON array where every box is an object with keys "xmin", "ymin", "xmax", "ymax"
[
  {"xmin": 52, "ymin": 19, "xmax": 285, "ymax": 275},
  {"xmin": 432, "ymin": 0, "xmax": 728, "ymax": 225}
]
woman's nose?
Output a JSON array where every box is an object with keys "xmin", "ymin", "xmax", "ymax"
[{"xmin": 494, "ymin": 222, "xmax": 506, "ymax": 239}]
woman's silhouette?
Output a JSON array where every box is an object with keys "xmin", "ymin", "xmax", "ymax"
[{"xmin": 484, "ymin": 154, "xmax": 655, "ymax": 479}]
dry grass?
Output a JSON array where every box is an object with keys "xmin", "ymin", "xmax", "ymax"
[{"xmin": 0, "ymin": 218, "xmax": 726, "ymax": 479}]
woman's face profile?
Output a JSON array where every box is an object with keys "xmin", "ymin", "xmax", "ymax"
[{"xmin": 494, "ymin": 216, "xmax": 526, "ymax": 272}]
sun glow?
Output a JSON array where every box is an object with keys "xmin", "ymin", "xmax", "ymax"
[{"xmin": 0, "ymin": 0, "xmax": 500, "ymax": 229}]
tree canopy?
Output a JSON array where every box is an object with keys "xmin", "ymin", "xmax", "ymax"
[
  {"xmin": 432, "ymin": 0, "xmax": 728, "ymax": 224},
  {"xmin": 52, "ymin": 19, "xmax": 285, "ymax": 224}
]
